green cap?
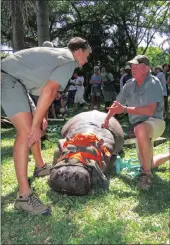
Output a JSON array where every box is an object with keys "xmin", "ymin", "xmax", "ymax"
[{"xmin": 127, "ymin": 55, "xmax": 150, "ymax": 66}]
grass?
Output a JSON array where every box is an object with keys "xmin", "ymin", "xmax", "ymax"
[{"xmin": 1, "ymin": 104, "xmax": 170, "ymax": 244}]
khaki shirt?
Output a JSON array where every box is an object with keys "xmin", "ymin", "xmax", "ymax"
[{"xmin": 1, "ymin": 47, "xmax": 78, "ymax": 95}]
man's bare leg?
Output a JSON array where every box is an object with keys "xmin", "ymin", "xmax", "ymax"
[
  {"xmin": 134, "ymin": 123, "xmax": 153, "ymax": 171},
  {"xmin": 152, "ymin": 153, "xmax": 170, "ymax": 169},
  {"xmin": 134, "ymin": 123, "xmax": 154, "ymax": 190},
  {"xmin": 10, "ymin": 112, "xmax": 35, "ymax": 196}
]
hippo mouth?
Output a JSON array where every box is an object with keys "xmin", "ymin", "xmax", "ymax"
[{"xmin": 48, "ymin": 165, "xmax": 92, "ymax": 196}]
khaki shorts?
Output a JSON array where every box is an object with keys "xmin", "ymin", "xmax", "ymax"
[
  {"xmin": 1, "ymin": 73, "xmax": 36, "ymax": 118},
  {"xmin": 135, "ymin": 117, "xmax": 165, "ymax": 153}
]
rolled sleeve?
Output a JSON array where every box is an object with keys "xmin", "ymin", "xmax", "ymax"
[
  {"xmin": 145, "ymin": 77, "xmax": 163, "ymax": 105},
  {"xmin": 49, "ymin": 62, "xmax": 77, "ymax": 91}
]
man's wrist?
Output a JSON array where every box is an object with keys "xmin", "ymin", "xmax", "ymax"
[{"xmin": 124, "ymin": 106, "xmax": 128, "ymax": 114}]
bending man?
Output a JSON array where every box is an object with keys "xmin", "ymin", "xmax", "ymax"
[{"xmin": 1, "ymin": 37, "xmax": 92, "ymax": 215}]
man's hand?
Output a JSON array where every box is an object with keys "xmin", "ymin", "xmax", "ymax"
[
  {"xmin": 101, "ymin": 118, "xmax": 109, "ymax": 128},
  {"xmin": 28, "ymin": 125, "xmax": 42, "ymax": 147},
  {"xmin": 107, "ymin": 101, "xmax": 125, "ymax": 114},
  {"xmin": 42, "ymin": 117, "xmax": 48, "ymax": 131}
]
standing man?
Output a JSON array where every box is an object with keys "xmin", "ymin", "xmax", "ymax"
[
  {"xmin": 102, "ymin": 55, "xmax": 166, "ymax": 190},
  {"xmin": 1, "ymin": 37, "xmax": 92, "ymax": 215}
]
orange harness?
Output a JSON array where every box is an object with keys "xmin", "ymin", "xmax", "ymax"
[{"xmin": 62, "ymin": 133, "xmax": 111, "ymax": 169}]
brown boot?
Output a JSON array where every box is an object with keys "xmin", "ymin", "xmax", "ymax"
[
  {"xmin": 14, "ymin": 192, "xmax": 51, "ymax": 215},
  {"xmin": 136, "ymin": 170, "xmax": 153, "ymax": 190}
]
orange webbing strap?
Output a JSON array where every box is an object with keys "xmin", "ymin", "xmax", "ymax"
[
  {"xmin": 62, "ymin": 133, "xmax": 111, "ymax": 168},
  {"xmin": 63, "ymin": 133, "xmax": 100, "ymax": 147},
  {"xmin": 66, "ymin": 151, "xmax": 102, "ymax": 168}
]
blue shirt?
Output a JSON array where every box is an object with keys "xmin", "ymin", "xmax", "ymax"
[{"xmin": 91, "ymin": 74, "xmax": 101, "ymax": 88}]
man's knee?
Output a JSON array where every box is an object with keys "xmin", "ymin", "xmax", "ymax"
[{"xmin": 134, "ymin": 123, "xmax": 153, "ymax": 139}]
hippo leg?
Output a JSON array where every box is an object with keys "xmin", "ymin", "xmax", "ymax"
[
  {"xmin": 52, "ymin": 147, "xmax": 61, "ymax": 165},
  {"xmin": 52, "ymin": 139, "xmax": 67, "ymax": 165},
  {"xmin": 104, "ymin": 155, "xmax": 117, "ymax": 177}
]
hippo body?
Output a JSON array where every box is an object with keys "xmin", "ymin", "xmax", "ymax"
[{"xmin": 49, "ymin": 110, "xmax": 124, "ymax": 195}]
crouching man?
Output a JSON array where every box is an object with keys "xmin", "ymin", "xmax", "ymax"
[{"xmin": 102, "ymin": 55, "xmax": 167, "ymax": 190}]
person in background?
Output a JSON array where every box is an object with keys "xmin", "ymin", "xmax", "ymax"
[
  {"xmin": 74, "ymin": 71, "xmax": 86, "ymax": 110},
  {"xmin": 102, "ymin": 55, "xmax": 166, "ymax": 191},
  {"xmin": 1, "ymin": 37, "xmax": 92, "ymax": 215},
  {"xmin": 50, "ymin": 92, "xmax": 67, "ymax": 118},
  {"xmin": 101, "ymin": 67, "xmax": 116, "ymax": 112},
  {"xmin": 90, "ymin": 66, "xmax": 102, "ymax": 110},
  {"xmin": 67, "ymin": 74, "xmax": 77, "ymax": 107},
  {"xmin": 122, "ymin": 65, "xmax": 132, "ymax": 86},
  {"xmin": 119, "ymin": 68, "xmax": 127, "ymax": 91},
  {"xmin": 154, "ymin": 65, "xmax": 168, "ymax": 119},
  {"xmin": 162, "ymin": 63, "xmax": 170, "ymax": 119}
]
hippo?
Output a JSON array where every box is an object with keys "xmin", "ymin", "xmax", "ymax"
[{"xmin": 48, "ymin": 110, "xmax": 124, "ymax": 196}]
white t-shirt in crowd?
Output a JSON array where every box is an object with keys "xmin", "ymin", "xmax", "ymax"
[
  {"xmin": 75, "ymin": 76, "xmax": 84, "ymax": 92},
  {"xmin": 68, "ymin": 79, "xmax": 77, "ymax": 91}
]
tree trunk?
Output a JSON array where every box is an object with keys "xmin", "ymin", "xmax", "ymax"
[
  {"xmin": 11, "ymin": 0, "xmax": 25, "ymax": 52},
  {"xmin": 36, "ymin": 0, "xmax": 50, "ymax": 46}
]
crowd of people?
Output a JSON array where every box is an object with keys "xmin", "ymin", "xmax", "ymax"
[
  {"xmin": 1, "ymin": 36, "xmax": 170, "ymax": 215},
  {"xmin": 48, "ymin": 57, "xmax": 170, "ymax": 122}
]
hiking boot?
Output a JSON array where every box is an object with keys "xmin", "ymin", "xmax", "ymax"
[
  {"xmin": 14, "ymin": 192, "xmax": 51, "ymax": 215},
  {"xmin": 136, "ymin": 170, "xmax": 153, "ymax": 190},
  {"xmin": 33, "ymin": 164, "xmax": 52, "ymax": 178}
]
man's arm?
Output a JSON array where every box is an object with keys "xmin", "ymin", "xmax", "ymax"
[
  {"xmin": 102, "ymin": 102, "xmax": 157, "ymax": 128},
  {"xmin": 126, "ymin": 103, "xmax": 156, "ymax": 116},
  {"xmin": 32, "ymin": 80, "xmax": 60, "ymax": 127},
  {"xmin": 28, "ymin": 80, "xmax": 60, "ymax": 146}
]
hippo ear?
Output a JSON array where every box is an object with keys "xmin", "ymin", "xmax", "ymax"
[{"xmin": 58, "ymin": 139, "xmax": 66, "ymax": 152}]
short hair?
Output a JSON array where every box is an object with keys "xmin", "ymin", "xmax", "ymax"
[
  {"xmin": 162, "ymin": 63, "xmax": 169, "ymax": 69},
  {"xmin": 67, "ymin": 37, "xmax": 90, "ymax": 52}
]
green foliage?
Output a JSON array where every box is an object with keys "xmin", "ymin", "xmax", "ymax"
[
  {"xmin": 137, "ymin": 46, "xmax": 170, "ymax": 67},
  {"xmin": 1, "ymin": 0, "xmax": 169, "ymax": 70}
]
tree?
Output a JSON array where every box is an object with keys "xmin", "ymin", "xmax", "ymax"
[
  {"xmin": 36, "ymin": 0, "xmax": 50, "ymax": 46},
  {"xmin": 137, "ymin": 46, "xmax": 170, "ymax": 67}
]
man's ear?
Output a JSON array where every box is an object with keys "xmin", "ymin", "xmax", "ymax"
[
  {"xmin": 143, "ymin": 64, "xmax": 150, "ymax": 73},
  {"xmin": 74, "ymin": 48, "xmax": 82, "ymax": 56}
]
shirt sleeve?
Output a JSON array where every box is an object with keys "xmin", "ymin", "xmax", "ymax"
[
  {"xmin": 116, "ymin": 85, "xmax": 127, "ymax": 105},
  {"xmin": 144, "ymin": 77, "xmax": 163, "ymax": 104},
  {"xmin": 49, "ymin": 62, "xmax": 77, "ymax": 91}
]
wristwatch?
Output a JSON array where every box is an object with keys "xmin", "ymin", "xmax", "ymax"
[{"xmin": 124, "ymin": 106, "xmax": 128, "ymax": 114}]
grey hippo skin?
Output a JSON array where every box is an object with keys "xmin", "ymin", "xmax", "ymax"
[{"xmin": 49, "ymin": 110, "xmax": 124, "ymax": 196}]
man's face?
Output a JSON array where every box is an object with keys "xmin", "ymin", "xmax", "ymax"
[
  {"xmin": 101, "ymin": 68, "xmax": 105, "ymax": 73},
  {"xmin": 73, "ymin": 72, "xmax": 78, "ymax": 78},
  {"xmin": 131, "ymin": 63, "xmax": 150, "ymax": 83},
  {"xmin": 75, "ymin": 47, "xmax": 91, "ymax": 67},
  {"xmin": 95, "ymin": 68, "xmax": 99, "ymax": 74},
  {"xmin": 164, "ymin": 65, "xmax": 169, "ymax": 72}
]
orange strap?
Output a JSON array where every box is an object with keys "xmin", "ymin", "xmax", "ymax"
[
  {"xmin": 62, "ymin": 133, "xmax": 111, "ymax": 169},
  {"xmin": 66, "ymin": 151, "xmax": 102, "ymax": 168}
]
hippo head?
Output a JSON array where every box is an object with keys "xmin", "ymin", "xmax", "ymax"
[{"xmin": 49, "ymin": 165, "xmax": 92, "ymax": 196}]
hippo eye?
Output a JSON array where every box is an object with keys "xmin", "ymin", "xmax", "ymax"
[
  {"xmin": 75, "ymin": 174, "xmax": 79, "ymax": 182},
  {"xmin": 71, "ymin": 177, "xmax": 76, "ymax": 183},
  {"xmin": 58, "ymin": 169, "xmax": 62, "ymax": 175},
  {"xmin": 63, "ymin": 173, "xmax": 68, "ymax": 181}
]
